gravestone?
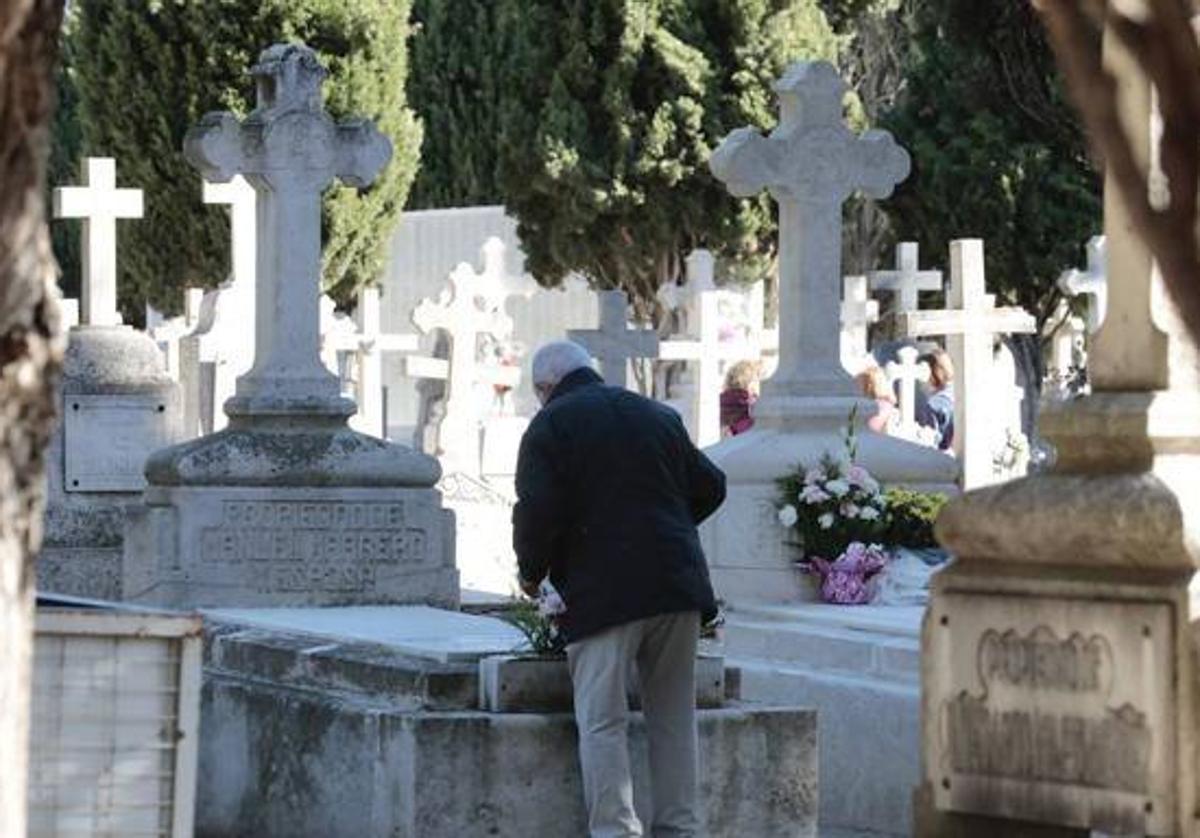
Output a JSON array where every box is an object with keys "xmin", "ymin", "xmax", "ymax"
[
  {"xmin": 179, "ymin": 175, "xmax": 257, "ymax": 437},
  {"xmin": 840, "ymin": 273, "xmax": 880, "ymax": 371},
  {"xmin": 122, "ymin": 44, "xmax": 456, "ymax": 608},
  {"xmin": 895, "ymin": 239, "xmax": 1037, "ymax": 489},
  {"xmin": 916, "ymin": 30, "xmax": 1200, "ymax": 836},
  {"xmin": 568, "ymin": 289, "xmax": 659, "ymax": 390},
  {"xmin": 870, "ymin": 241, "xmax": 943, "ymax": 316},
  {"xmin": 697, "ymin": 62, "xmax": 957, "ymax": 836},
  {"xmin": 406, "ymin": 248, "xmax": 521, "ymax": 476},
  {"xmin": 886, "ymin": 346, "xmax": 930, "ymax": 437},
  {"xmin": 660, "ymin": 250, "xmax": 763, "ymax": 446},
  {"xmin": 146, "ymin": 287, "xmax": 204, "ymax": 379},
  {"xmin": 40, "ymin": 158, "xmax": 183, "ymax": 599},
  {"xmin": 1058, "ymin": 234, "xmax": 1107, "ymax": 335}
]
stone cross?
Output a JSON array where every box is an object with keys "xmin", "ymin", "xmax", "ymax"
[
  {"xmin": 660, "ymin": 250, "xmax": 760, "ymax": 446},
  {"xmin": 53, "ymin": 157, "xmax": 144, "ymax": 327},
  {"xmin": 408, "ymin": 259, "xmax": 521, "ymax": 475},
  {"xmin": 204, "ymin": 175, "xmax": 257, "ymax": 296},
  {"xmin": 321, "ymin": 287, "xmax": 419, "ymax": 438},
  {"xmin": 897, "ymin": 239, "xmax": 1036, "ymax": 489},
  {"xmin": 839, "ymin": 274, "xmax": 879, "ymax": 369},
  {"xmin": 183, "ymin": 43, "xmax": 391, "ymax": 418},
  {"xmin": 870, "ymin": 242, "xmax": 942, "ymax": 314},
  {"xmin": 1057, "ymin": 235, "xmax": 1107, "ymax": 335},
  {"xmin": 710, "ymin": 61, "xmax": 910, "ymax": 424},
  {"xmin": 885, "ymin": 346, "xmax": 929, "ymax": 429},
  {"xmin": 567, "ymin": 289, "xmax": 660, "ymax": 390}
]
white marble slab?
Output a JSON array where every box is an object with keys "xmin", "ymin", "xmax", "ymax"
[{"xmin": 204, "ymin": 604, "xmax": 529, "ymax": 662}]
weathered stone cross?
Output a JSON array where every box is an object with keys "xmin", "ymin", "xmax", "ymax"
[
  {"xmin": 839, "ymin": 274, "xmax": 879, "ymax": 369},
  {"xmin": 407, "ymin": 259, "xmax": 520, "ymax": 475},
  {"xmin": 710, "ymin": 61, "xmax": 910, "ymax": 423},
  {"xmin": 184, "ymin": 43, "xmax": 391, "ymax": 417},
  {"xmin": 568, "ymin": 289, "xmax": 660, "ymax": 390},
  {"xmin": 1057, "ymin": 234, "xmax": 1107, "ymax": 335},
  {"xmin": 897, "ymin": 239, "xmax": 1036, "ymax": 488},
  {"xmin": 53, "ymin": 157, "xmax": 144, "ymax": 327},
  {"xmin": 885, "ymin": 346, "xmax": 929, "ymax": 429},
  {"xmin": 869, "ymin": 242, "xmax": 942, "ymax": 314}
]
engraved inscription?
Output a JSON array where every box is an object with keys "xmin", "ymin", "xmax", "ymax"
[
  {"xmin": 64, "ymin": 396, "xmax": 175, "ymax": 492},
  {"xmin": 199, "ymin": 501, "xmax": 429, "ymax": 594},
  {"xmin": 946, "ymin": 693, "xmax": 1150, "ymax": 793},
  {"xmin": 978, "ymin": 627, "xmax": 1111, "ymax": 694}
]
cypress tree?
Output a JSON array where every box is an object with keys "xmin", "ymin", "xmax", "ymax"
[
  {"xmin": 68, "ymin": 0, "xmax": 421, "ymax": 318},
  {"xmin": 407, "ymin": 0, "xmax": 509, "ymax": 209},
  {"xmin": 496, "ymin": 0, "xmax": 841, "ymax": 305}
]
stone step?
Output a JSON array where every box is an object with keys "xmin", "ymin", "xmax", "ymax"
[
  {"xmin": 731, "ymin": 658, "xmax": 918, "ymax": 838},
  {"xmin": 720, "ymin": 616, "xmax": 920, "ymax": 683}
]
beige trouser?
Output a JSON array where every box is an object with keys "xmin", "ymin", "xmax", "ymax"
[{"xmin": 567, "ymin": 610, "xmax": 701, "ymax": 838}]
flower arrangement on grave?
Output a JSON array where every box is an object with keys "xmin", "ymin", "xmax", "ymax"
[
  {"xmin": 776, "ymin": 412, "xmax": 949, "ymax": 604},
  {"xmin": 505, "ymin": 585, "xmax": 567, "ymax": 656}
]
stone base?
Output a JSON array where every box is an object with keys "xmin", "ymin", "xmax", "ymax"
[
  {"xmin": 198, "ymin": 615, "xmax": 818, "ymax": 838},
  {"xmin": 700, "ymin": 426, "xmax": 957, "ymax": 604},
  {"xmin": 718, "ymin": 602, "xmax": 923, "ymax": 836},
  {"xmin": 36, "ymin": 545, "xmax": 122, "ymax": 600},
  {"xmin": 123, "ymin": 485, "xmax": 458, "ymax": 608},
  {"xmin": 912, "ymin": 783, "xmax": 1088, "ymax": 838},
  {"xmin": 479, "ymin": 653, "xmax": 726, "ymax": 713}
]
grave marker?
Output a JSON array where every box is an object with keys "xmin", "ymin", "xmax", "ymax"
[
  {"xmin": 869, "ymin": 242, "xmax": 942, "ymax": 315},
  {"xmin": 568, "ymin": 290, "xmax": 659, "ymax": 390},
  {"xmin": 53, "ymin": 157, "xmax": 143, "ymax": 327}
]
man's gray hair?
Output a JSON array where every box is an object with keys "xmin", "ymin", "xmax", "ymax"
[{"xmin": 531, "ymin": 340, "xmax": 594, "ymax": 388}]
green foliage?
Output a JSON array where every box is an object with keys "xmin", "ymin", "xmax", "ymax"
[
  {"xmin": 504, "ymin": 600, "xmax": 566, "ymax": 656},
  {"xmin": 497, "ymin": 0, "xmax": 840, "ymax": 305},
  {"xmin": 879, "ymin": 0, "xmax": 1101, "ymax": 327},
  {"xmin": 67, "ymin": 0, "xmax": 420, "ymax": 318},
  {"xmin": 879, "ymin": 487, "xmax": 948, "ymax": 549},
  {"xmin": 407, "ymin": 0, "xmax": 511, "ymax": 209}
]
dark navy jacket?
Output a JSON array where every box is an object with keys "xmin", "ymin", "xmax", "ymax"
[{"xmin": 513, "ymin": 367, "xmax": 726, "ymax": 642}]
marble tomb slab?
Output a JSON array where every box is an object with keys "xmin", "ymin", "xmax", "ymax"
[{"xmin": 64, "ymin": 394, "xmax": 175, "ymax": 492}]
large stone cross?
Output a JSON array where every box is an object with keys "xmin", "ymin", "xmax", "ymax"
[
  {"xmin": 53, "ymin": 157, "xmax": 144, "ymax": 327},
  {"xmin": 870, "ymin": 242, "xmax": 942, "ymax": 314},
  {"xmin": 710, "ymin": 61, "xmax": 910, "ymax": 421},
  {"xmin": 897, "ymin": 239, "xmax": 1036, "ymax": 489},
  {"xmin": 408, "ymin": 259, "xmax": 520, "ymax": 475},
  {"xmin": 568, "ymin": 289, "xmax": 660, "ymax": 389},
  {"xmin": 1057, "ymin": 234, "xmax": 1107, "ymax": 335},
  {"xmin": 184, "ymin": 43, "xmax": 391, "ymax": 417},
  {"xmin": 839, "ymin": 274, "xmax": 879, "ymax": 369}
]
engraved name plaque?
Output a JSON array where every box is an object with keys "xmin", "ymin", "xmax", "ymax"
[
  {"xmin": 928, "ymin": 593, "xmax": 1175, "ymax": 835},
  {"xmin": 64, "ymin": 395, "xmax": 175, "ymax": 492}
]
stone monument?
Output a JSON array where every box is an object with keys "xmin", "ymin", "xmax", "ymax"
[
  {"xmin": 1058, "ymin": 234, "xmax": 1107, "ymax": 335},
  {"xmin": 840, "ymin": 273, "xmax": 880, "ymax": 370},
  {"xmin": 916, "ymin": 28, "xmax": 1200, "ymax": 836},
  {"xmin": 700, "ymin": 61, "xmax": 957, "ymax": 603},
  {"xmin": 40, "ymin": 157, "xmax": 183, "ymax": 599},
  {"xmin": 871, "ymin": 241, "xmax": 943, "ymax": 315},
  {"xmin": 122, "ymin": 44, "xmax": 457, "ymax": 608}
]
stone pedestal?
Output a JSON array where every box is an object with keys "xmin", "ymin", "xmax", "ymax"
[
  {"xmin": 122, "ymin": 44, "xmax": 458, "ymax": 609},
  {"xmin": 40, "ymin": 327, "xmax": 182, "ymax": 599},
  {"xmin": 915, "ymin": 25, "xmax": 1200, "ymax": 836}
]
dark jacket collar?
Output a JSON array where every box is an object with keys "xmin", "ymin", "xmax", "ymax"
[{"xmin": 548, "ymin": 366, "xmax": 604, "ymax": 403}]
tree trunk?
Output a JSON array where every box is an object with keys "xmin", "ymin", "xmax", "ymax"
[{"xmin": 0, "ymin": 1, "xmax": 66, "ymax": 833}]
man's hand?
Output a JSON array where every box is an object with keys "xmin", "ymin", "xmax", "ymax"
[{"xmin": 518, "ymin": 575, "xmax": 541, "ymax": 598}]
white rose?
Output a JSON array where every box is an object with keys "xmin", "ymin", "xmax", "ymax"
[
  {"xmin": 777, "ymin": 505, "xmax": 799, "ymax": 527},
  {"xmin": 841, "ymin": 503, "xmax": 860, "ymax": 519},
  {"xmin": 859, "ymin": 506, "xmax": 880, "ymax": 521},
  {"xmin": 818, "ymin": 512, "xmax": 835, "ymax": 530},
  {"xmin": 825, "ymin": 479, "xmax": 850, "ymax": 497}
]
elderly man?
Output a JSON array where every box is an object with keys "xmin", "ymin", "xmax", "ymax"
[{"xmin": 514, "ymin": 340, "xmax": 726, "ymax": 838}]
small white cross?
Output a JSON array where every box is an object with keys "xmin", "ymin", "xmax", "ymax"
[
  {"xmin": 897, "ymin": 239, "xmax": 1036, "ymax": 489},
  {"xmin": 870, "ymin": 242, "xmax": 942, "ymax": 314},
  {"xmin": 840, "ymin": 274, "xmax": 879, "ymax": 368},
  {"xmin": 1057, "ymin": 235, "xmax": 1106, "ymax": 335},
  {"xmin": 203, "ymin": 175, "xmax": 257, "ymax": 298},
  {"xmin": 885, "ymin": 346, "xmax": 929, "ymax": 429},
  {"xmin": 568, "ymin": 290, "xmax": 660, "ymax": 389},
  {"xmin": 53, "ymin": 157, "xmax": 143, "ymax": 327}
]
